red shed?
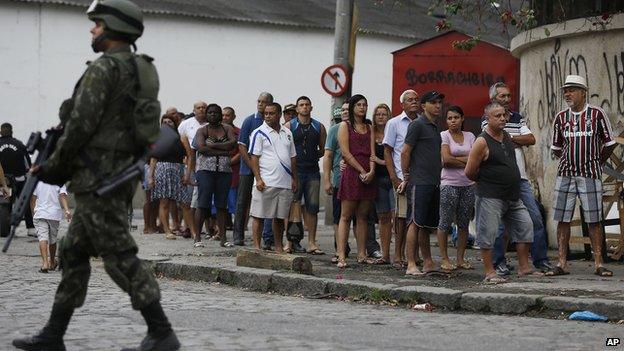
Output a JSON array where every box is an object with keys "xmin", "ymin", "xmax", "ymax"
[{"xmin": 392, "ymin": 31, "xmax": 519, "ymax": 134}]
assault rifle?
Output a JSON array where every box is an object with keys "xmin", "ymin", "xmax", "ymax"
[
  {"xmin": 2, "ymin": 127, "xmax": 63, "ymax": 253},
  {"xmin": 2, "ymin": 125, "xmax": 179, "ymax": 253}
]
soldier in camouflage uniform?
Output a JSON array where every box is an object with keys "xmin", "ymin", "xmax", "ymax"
[{"xmin": 12, "ymin": 1, "xmax": 180, "ymax": 351}]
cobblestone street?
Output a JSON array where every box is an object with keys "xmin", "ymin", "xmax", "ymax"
[{"xmin": 1, "ymin": 252, "xmax": 622, "ymax": 351}]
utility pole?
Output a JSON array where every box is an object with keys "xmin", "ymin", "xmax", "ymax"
[
  {"xmin": 325, "ymin": 0, "xmax": 357, "ymax": 226},
  {"xmin": 331, "ymin": 0, "xmax": 357, "ymax": 113}
]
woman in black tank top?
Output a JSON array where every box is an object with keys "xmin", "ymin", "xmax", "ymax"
[{"xmin": 372, "ymin": 103, "xmax": 393, "ymax": 264}]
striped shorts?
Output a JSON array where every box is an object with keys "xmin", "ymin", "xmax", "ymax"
[{"xmin": 553, "ymin": 176, "xmax": 602, "ymax": 223}]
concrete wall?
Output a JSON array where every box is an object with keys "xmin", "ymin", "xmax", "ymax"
[
  {"xmin": 0, "ymin": 2, "xmax": 412, "ymax": 142},
  {"xmin": 511, "ymin": 14, "xmax": 624, "ymax": 247}
]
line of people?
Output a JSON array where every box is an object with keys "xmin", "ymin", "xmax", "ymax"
[{"xmin": 146, "ymin": 73, "xmax": 615, "ymax": 282}]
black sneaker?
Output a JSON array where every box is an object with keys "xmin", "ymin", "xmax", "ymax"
[
  {"xmin": 495, "ymin": 262, "xmax": 511, "ymax": 276},
  {"xmin": 369, "ymin": 250, "xmax": 383, "ymax": 259},
  {"xmin": 121, "ymin": 331, "xmax": 180, "ymax": 351},
  {"xmin": 534, "ymin": 260, "xmax": 554, "ymax": 272},
  {"xmin": 291, "ymin": 241, "xmax": 306, "ymax": 253},
  {"xmin": 13, "ymin": 333, "xmax": 66, "ymax": 351}
]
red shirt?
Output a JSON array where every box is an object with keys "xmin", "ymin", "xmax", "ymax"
[
  {"xmin": 551, "ymin": 104, "xmax": 615, "ymax": 179},
  {"xmin": 230, "ymin": 126, "xmax": 241, "ymax": 187}
]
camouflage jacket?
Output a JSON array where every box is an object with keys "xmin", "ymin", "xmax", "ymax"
[{"xmin": 46, "ymin": 45, "xmax": 140, "ymax": 194}]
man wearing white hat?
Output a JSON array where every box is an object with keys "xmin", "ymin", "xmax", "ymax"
[{"xmin": 549, "ymin": 74, "xmax": 616, "ymax": 277}]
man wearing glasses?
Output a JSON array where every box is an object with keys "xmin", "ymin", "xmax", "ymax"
[{"xmin": 466, "ymin": 102, "xmax": 535, "ymax": 284}]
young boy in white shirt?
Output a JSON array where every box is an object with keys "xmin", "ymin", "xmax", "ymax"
[{"xmin": 31, "ymin": 182, "xmax": 71, "ymax": 273}]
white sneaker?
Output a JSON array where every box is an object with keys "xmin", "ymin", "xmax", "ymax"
[{"xmin": 27, "ymin": 228, "xmax": 37, "ymax": 237}]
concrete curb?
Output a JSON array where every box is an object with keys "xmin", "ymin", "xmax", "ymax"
[
  {"xmin": 461, "ymin": 293, "xmax": 541, "ymax": 314},
  {"xmin": 152, "ymin": 261, "xmax": 624, "ymax": 320}
]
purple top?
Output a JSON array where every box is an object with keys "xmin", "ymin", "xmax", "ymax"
[{"xmin": 440, "ymin": 130, "xmax": 475, "ymax": 187}]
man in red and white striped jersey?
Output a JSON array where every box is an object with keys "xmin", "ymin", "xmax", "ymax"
[{"xmin": 549, "ymin": 74, "xmax": 617, "ymax": 277}]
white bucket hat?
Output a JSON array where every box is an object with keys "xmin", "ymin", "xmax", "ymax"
[{"xmin": 561, "ymin": 75, "xmax": 587, "ymax": 90}]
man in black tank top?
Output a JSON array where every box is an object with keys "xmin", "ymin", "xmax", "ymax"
[{"xmin": 465, "ymin": 102, "xmax": 538, "ymax": 284}]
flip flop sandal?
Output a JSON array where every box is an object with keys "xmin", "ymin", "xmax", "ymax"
[
  {"xmin": 307, "ymin": 248, "xmax": 326, "ymax": 255},
  {"xmin": 221, "ymin": 241, "xmax": 234, "ymax": 248},
  {"xmin": 544, "ymin": 266, "xmax": 569, "ymax": 276},
  {"xmin": 595, "ymin": 266, "xmax": 613, "ymax": 277},
  {"xmin": 368, "ymin": 258, "xmax": 389, "ymax": 265},
  {"xmin": 38, "ymin": 267, "xmax": 49, "ymax": 274},
  {"xmin": 405, "ymin": 269, "xmax": 425, "ymax": 277},
  {"xmin": 393, "ymin": 261, "xmax": 406, "ymax": 270},
  {"xmin": 357, "ymin": 257, "xmax": 376, "ymax": 265},
  {"xmin": 457, "ymin": 262, "xmax": 474, "ymax": 270},
  {"xmin": 440, "ymin": 262, "xmax": 457, "ymax": 271},
  {"xmin": 49, "ymin": 262, "xmax": 58, "ymax": 271},
  {"xmin": 331, "ymin": 255, "xmax": 339, "ymax": 264},
  {"xmin": 193, "ymin": 241, "xmax": 205, "ymax": 248},
  {"xmin": 518, "ymin": 271, "xmax": 544, "ymax": 277},
  {"xmin": 483, "ymin": 273, "xmax": 507, "ymax": 284},
  {"xmin": 337, "ymin": 259, "xmax": 348, "ymax": 268}
]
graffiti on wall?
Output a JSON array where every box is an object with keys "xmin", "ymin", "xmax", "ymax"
[{"xmin": 523, "ymin": 38, "xmax": 624, "ymax": 179}]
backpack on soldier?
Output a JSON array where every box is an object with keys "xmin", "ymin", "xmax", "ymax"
[{"xmin": 128, "ymin": 53, "xmax": 160, "ymax": 151}]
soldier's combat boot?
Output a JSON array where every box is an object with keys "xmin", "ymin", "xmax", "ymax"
[
  {"xmin": 12, "ymin": 304, "xmax": 73, "ymax": 351},
  {"xmin": 121, "ymin": 301, "xmax": 180, "ymax": 351},
  {"xmin": 121, "ymin": 332, "xmax": 180, "ymax": 351}
]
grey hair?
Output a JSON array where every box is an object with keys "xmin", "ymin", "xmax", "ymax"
[
  {"xmin": 488, "ymin": 82, "xmax": 507, "ymax": 100},
  {"xmin": 399, "ymin": 89, "xmax": 417, "ymax": 103},
  {"xmin": 259, "ymin": 92, "xmax": 274, "ymax": 103},
  {"xmin": 484, "ymin": 101, "xmax": 505, "ymax": 116}
]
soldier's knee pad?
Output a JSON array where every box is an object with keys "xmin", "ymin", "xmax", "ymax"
[{"xmin": 102, "ymin": 250, "xmax": 141, "ymax": 292}]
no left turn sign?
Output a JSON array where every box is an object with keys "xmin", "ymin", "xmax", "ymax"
[{"xmin": 321, "ymin": 64, "xmax": 349, "ymax": 97}]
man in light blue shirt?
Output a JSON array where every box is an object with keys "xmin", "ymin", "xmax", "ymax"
[
  {"xmin": 233, "ymin": 92, "xmax": 273, "ymax": 246},
  {"xmin": 382, "ymin": 89, "xmax": 421, "ymax": 268}
]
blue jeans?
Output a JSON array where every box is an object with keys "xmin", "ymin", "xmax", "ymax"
[
  {"xmin": 294, "ymin": 172, "xmax": 321, "ymax": 214},
  {"xmin": 493, "ymin": 179, "xmax": 549, "ymax": 268},
  {"xmin": 233, "ymin": 174, "xmax": 254, "ymax": 243},
  {"xmin": 263, "ymin": 218, "xmax": 274, "ymax": 245}
]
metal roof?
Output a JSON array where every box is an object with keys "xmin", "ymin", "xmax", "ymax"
[{"xmin": 9, "ymin": 0, "xmax": 516, "ymax": 45}]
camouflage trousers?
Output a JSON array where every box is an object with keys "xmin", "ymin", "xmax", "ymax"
[{"xmin": 54, "ymin": 182, "xmax": 160, "ymax": 310}]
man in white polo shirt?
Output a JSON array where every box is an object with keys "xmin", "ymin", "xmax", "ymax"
[
  {"xmin": 383, "ymin": 89, "xmax": 421, "ymax": 268},
  {"xmin": 249, "ymin": 102, "xmax": 299, "ymax": 253}
]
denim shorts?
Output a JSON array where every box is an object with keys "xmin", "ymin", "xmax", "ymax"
[
  {"xmin": 295, "ymin": 172, "xmax": 320, "ymax": 214},
  {"xmin": 196, "ymin": 170, "xmax": 232, "ymax": 210},
  {"xmin": 406, "ymin": 184, "xmax": 440, "ymax": 229},
  {"xmin": 374, "ymin": 176, "xmax": 396, "ymax": 214}
]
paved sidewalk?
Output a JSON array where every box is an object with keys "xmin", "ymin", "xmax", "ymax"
[{"xmin": 3, "ymin": 212, "xmax": 624, "ymax": 321}]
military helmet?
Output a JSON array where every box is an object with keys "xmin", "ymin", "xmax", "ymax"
[{"xmin": 87, "ymin": 0, "xmax": 144, "ymax": 39}]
